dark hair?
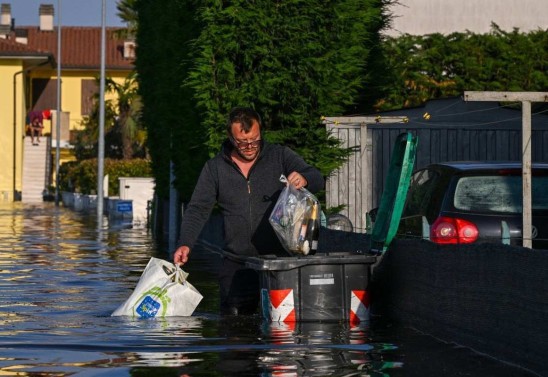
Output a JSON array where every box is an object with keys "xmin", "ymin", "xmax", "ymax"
[{"xmin": 227, "ymin": 107, "xmax": 262, "ymax": 134}]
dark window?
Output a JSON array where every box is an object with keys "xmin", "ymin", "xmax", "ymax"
[
  {"xmin": 31, "ymin": 78, "xmax": 58, "ymax": 111},
  {"xmin": 81, "ymin": 79, "xmax": 98, "ymax": 116},
  {"xmin": 403, "ymin": 168, "xmax": 440, "ymax": 217}
]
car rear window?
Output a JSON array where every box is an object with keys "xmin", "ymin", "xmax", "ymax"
[{"xmin": 454, "ymin": 175, "xmax": 548, "ymax": 213}]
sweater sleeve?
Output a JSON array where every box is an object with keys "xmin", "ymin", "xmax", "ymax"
[
  {"xmin": 178, "ymin": 161, "xmax": 218, "ymax": 249},
  {"xmin": 282, "ymin": 146, "xmax": 325, "ymax": 194}
]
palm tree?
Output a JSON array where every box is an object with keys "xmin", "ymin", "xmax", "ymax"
[
  {"xmin": 105, "ymin": 72, "xmax": 144, "ymax": 159},
  {"xmin": 76, "ymin": 72, "xmax": 144, "ymax": 160},
  {"xmin": 116, "ymin": 0, "xmax": 138, "ymax": 38}
]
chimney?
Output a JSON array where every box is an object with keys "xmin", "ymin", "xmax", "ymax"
[
  {"xmin": 0, "ymin": 3, "xmax": 10, "ymax": 38},
  {"xmin": 123, "ymin": 40, "xmax": 136, "ymax": 59},
  {"xmin": 0, "ymin": 3, "xmax": 11, "ymax": 26},
  {"xmin": 39, "ymin": 4, "xmax": 54, "ymax": 31}
]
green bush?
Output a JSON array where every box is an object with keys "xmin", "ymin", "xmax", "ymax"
[
  {"xmin": 59, "ymin": 158, "xmax": 153, "ymax": 196},
  {"xmin": 379, "ymin": 26, "xmax": 548, "ymax": 111}
]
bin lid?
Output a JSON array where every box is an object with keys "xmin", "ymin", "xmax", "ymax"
[
  {"xmin": 245, "ymin": 252, "xmax": 377, "ymax": 271},
  {"xmin": 370, "ymin": 132, "xmax": 417, "ymax": 253}
]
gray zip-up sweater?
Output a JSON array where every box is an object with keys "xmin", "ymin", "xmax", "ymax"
[{"xmin": 180, "ymin": 140, "xmax": 324, "ymax": 257}]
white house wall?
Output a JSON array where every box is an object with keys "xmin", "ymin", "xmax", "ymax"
[{"xmin": 386, "ymin": 0, "xmax": 548, "ymax": 36}]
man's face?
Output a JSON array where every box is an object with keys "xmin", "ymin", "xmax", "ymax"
[{"xmin": 230, "ymin": 121, "xmax": 261, "ymax": 161}]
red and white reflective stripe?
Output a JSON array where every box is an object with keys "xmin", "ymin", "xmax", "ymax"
[
  {"xmin": 268, "ymin": 289, "xmax": 296, "ymax": 323},
  {"xmin": 349, "ymin": 290, "xmax": 370, "ymax": 324}
]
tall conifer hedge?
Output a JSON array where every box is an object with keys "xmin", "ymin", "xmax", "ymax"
[
  {"xmin": 136, "ymin": 0, "xmax": 391, "ymax": 200},
  {"xmin": 187, "ymin": 0, "xmax": 391, "ymax": 173},
  {"xmin": 135, "ymin": 0, "xmax": 207, "ymax": 200}
]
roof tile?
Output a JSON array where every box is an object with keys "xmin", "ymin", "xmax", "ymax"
[
  {"xmin": 0, "ymin": 36, "xmax": 49, "ymax": 55},
  {"xmin": 0, "ymin": 26, "xmax": 134, "ymax": 70}
]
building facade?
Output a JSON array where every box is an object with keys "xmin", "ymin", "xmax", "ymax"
[{"xmin": 0, "ymin": 3, "xmax": 134, "ymax": 202}]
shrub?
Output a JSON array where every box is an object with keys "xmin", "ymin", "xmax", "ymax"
[{"xmin": 58, "ymin": 158, "xmax": 152, "ymax": 196}]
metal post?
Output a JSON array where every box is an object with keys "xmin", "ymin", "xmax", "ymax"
[
  {"xmin": 55, "ymin": 0, "xmax": 62, "ymax": 206},
  {"xmin": 522, "ymin": 100, "xmax": 532, "ymax": 248},
  {"xmin": 96, "ymin": 0, "xmax": 106, "ymax": 228},
  {"xmin": 13, "ymin": 71, "xmax": 22, "ymax": 201},
  {"xmin": 464, "ymin": 91, "xmax": 548, "ymax": 249}
]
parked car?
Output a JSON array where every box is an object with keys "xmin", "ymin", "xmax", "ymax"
[{"xmin": 397, "ymin": 161, "xmax": 548, "ymax": 249}]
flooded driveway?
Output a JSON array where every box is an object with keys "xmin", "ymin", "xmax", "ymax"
[{"xmin": 0, "ymin": 203, "xmax": 534, "ymax": 376}]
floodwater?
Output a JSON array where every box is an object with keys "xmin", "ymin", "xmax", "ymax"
[{"xmin": 0, "ymin": 203, "xmax": 535, "ymax": 377}]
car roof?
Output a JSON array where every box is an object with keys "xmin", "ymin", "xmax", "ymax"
[{"xmin": 428, "ymin": 161, "xmax": 548, "ymax": 171}]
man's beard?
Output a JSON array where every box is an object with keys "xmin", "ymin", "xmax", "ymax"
[{"xmin": 236, "ymin": 147, "xmax": 260, "ymax": 161}]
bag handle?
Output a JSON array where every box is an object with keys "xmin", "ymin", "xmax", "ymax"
[
  {"xmin": 162, "ymin": 262, "xmax": 189, "ymax": 284},
  {"xmin": 173, "ymin": 263, "xmax": 188, "ymax": 284}
]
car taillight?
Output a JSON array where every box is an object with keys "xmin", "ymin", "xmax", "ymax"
[{"xmin": 430, "ymin": 216, "xmax": 479, "ymax": 244}]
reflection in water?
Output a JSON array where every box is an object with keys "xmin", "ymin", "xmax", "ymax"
[
  {"xmin": 258, "ymin": 321, "xmax": 389, "ymax": 377},
  {"xmin": 0, "ymin": 203, "xmax": 530, "ymax": 376}
]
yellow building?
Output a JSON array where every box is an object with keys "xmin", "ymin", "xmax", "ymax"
[{"xmin": 0, "ymin": 3, "xmax": 134, "ymax": 202}]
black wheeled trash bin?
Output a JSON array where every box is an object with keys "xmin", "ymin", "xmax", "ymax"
[{"xmin": 246, "ymin": 252, "xmax": 376, "ymax": 324}]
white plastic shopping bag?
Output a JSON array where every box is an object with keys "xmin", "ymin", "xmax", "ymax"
[{"xmin": 112, "ymin": 257, "xmax": 203, "ymax": 318}]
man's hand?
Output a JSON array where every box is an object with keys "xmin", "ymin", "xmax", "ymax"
[
  {"xmin": 287, "ymin": 171, "xmax": 308, "ymax": 190},
  {"xmin": 173, "ymin": 245, "xmax": 191, "ymax": 266}
]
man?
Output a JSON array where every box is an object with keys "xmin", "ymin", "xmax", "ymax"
[
  {"xmin": 28, "ymin": 110, "xmax": 44, "ymax": 145},
  {"xmin": 173, "ymin": 107, "xmax": 324, "ymax": 315}
]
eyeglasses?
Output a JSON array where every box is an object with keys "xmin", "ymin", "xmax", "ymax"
[{"xmin": 231, "ymin": 137, "xmax": 261, "ymax": 150}]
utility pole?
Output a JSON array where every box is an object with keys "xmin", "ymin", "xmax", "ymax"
[
  {"xmin": 464, "ymin": 91, "xmax": 548, "ymax": 249},
  {"xmin": 55, "ymin": 0, "xmax": 61, "ymax": 206},
  {"xmin": 97, "ymin": 0, "xmax": 106, "ymax": 229}
]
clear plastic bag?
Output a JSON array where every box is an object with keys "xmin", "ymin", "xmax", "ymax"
[{"xmin": 269, "ymin": 175, "xmax": 321, "ymax": 255}]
